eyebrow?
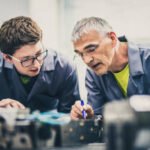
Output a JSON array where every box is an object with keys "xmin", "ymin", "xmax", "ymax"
[
  {"xmin": 74, "ymin": 44, "xmax": 99, "ymax": 53},
  {"xmin": 20, "ymin": 50, "xmax": 42, "ymax": 60},
  {"xmin": 84, "ymin": 44, "xmax": 99, "ymax": 50}
]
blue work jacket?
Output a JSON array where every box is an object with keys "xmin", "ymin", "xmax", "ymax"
[
  {"xmin": 0, "ymin": 49, "xmax": 80, "ymax": 112},
  {"xmin": 86, "ymin": 37, "xmax": 150, "ymax": 115}
]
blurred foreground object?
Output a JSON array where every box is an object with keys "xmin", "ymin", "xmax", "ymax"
[
  {"xmin": 0, "ymin": 109, "xmax": 103, "ymax": 149},
  {"xmin": 104, "ymin": 95, "xmax": 150, "ymax": 150}
]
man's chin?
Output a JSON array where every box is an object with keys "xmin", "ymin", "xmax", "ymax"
[
  {"xmin": 26, "ymin": 71, "xmax": 39, "ymax": 77},
  {"xmin": 94, "ymin": 69, "xmax": 108, "ymax": 76}
]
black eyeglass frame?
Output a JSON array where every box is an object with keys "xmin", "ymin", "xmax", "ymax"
[{"xmin": 8, "ymin": 49, "xmax": 48, "ymax": 67}]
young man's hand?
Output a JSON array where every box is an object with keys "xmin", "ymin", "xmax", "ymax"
[
  {"xmin": 0, "ymin": 99, "xmax": 25, "ymax": 109},
  {"xmin": 70, "ymin": 100, "xmax": 94, "ymax": 120}
]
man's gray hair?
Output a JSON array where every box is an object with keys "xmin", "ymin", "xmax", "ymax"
[{"xmin": 71, "ymin": 17, "xmax": 113, "ymax": 42}]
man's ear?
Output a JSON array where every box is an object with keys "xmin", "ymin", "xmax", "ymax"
[
  {"xmin": 2, "ymin": 53, "xmax": 13, "ymax": 64},
  {"xmin": 107, "ymin": 32, "xmax": 118, "ymax": 47}
]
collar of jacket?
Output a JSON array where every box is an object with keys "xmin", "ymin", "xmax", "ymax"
[
  {"xmin": 42, "ymin": 49, "xmax": 56, "ymax": 71},
  {"xmin": 128, "ymin": 41, "xmax": 144, "ymax": 77},
  {"xmin": 118, "ymin": 36, "xmax": 144, "ymax": 77}
]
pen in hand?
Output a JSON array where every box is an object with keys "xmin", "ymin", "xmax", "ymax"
[{"xmin": 80, "ymin": 100, "xmax": 87, "ymax": 119}]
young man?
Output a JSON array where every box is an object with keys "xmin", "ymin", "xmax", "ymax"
[
  {"xmin": 0, "ymin": 16, "xmax": 80, "ymax": 112},
  {"xmin": 70, "ymin": 17, "xmax": 150, "ymax": 120}
]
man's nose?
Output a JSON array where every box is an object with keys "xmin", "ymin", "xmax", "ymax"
[
  {"xmin": 82, "ymin": 55, "xmax": 94, "ymax": 64},
  {"xmin": 33, "ymin": 58, "xmax": 41, "ymax": 66}
]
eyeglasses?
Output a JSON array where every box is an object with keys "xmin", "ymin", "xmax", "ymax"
[
  {"xmin": 74, "ymin": 44, "xmax": 99, "ymax": 60},
  {"xmin": 8, "ymin": 50, "xmax": 48, "ymax": 67},
  {"xmin": 73, "ymin": 35, "xmax": 109, "ymax": 61}
]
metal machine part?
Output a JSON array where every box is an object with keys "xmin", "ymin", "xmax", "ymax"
[
  {"xmin": 0, "ymin": 108, "xmax": 103, "ymax": 149},
  {"xmin": 104, "ymin": 95, "xmax": 150, "ymax": 150}
]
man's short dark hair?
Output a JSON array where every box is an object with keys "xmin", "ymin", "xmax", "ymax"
[{"xmin": 0, "ymin": 16, "xmax": 42, "ymax": 55}]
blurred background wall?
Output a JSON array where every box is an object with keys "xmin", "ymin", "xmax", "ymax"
[{"xmin": 0, "ymin": 0, "xmax": 150, "ymax": 99}]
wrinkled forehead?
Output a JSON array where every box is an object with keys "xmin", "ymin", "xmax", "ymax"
[
  {"xmin": 73, "ymin": 30, "xmax": 105, "ymax": 47},
  {"xmin": 72, "ymin": 24, "xmax": 110, "ymax": 43}
]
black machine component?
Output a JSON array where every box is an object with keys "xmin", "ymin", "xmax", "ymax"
[
  {"xmin": 54, "ymin": 116, "xmax": 103, "ymax": 147},
  {"xmin": 0, "ymin": 108, "xmax": 103, "ymax": 149},
  {"xmin": 104, "ymin": 95, "xmax": 150, "ymax": 150},
  {"xmin": 0, "ymin": 109, "xmax": 54, "ymax": 150}
]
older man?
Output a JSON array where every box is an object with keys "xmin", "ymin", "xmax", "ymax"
[{"xmin": 70, "ymin": 17, "xmax": 150, "ymax": 120}]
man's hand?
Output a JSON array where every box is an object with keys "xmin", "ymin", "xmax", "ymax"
[
  {"xmin": 0, "ymin": 99, "xmax": 25, "ymax": 109},
  {"xmin": 70, "ymin": 100, "xmax": 94, "ymax": 120}
]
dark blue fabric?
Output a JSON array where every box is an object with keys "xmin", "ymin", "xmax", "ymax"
[
  {"xmin": 85, "ymin": 37, "xmax": 150, "ymax": 115},
  {"xmin": 0, "ymin": 49, "xmax": 80, "ymax": 112}
]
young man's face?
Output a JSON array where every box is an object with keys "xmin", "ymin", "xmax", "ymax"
[
  {"xmin": 6, "ymin": 41, "xmax": 45, "ymax": 77},
  {"xmin": 73, "ymin": 30, "xmax": 117, "ymax": 75}
]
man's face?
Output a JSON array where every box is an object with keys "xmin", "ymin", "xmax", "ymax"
[
  {"xmin": 7, "ymin": 41, "xmax": 44, "ymax": 77},
  {"xmin": 73, "ymin": 30, "xmax": 116, "ymax": 75}
]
